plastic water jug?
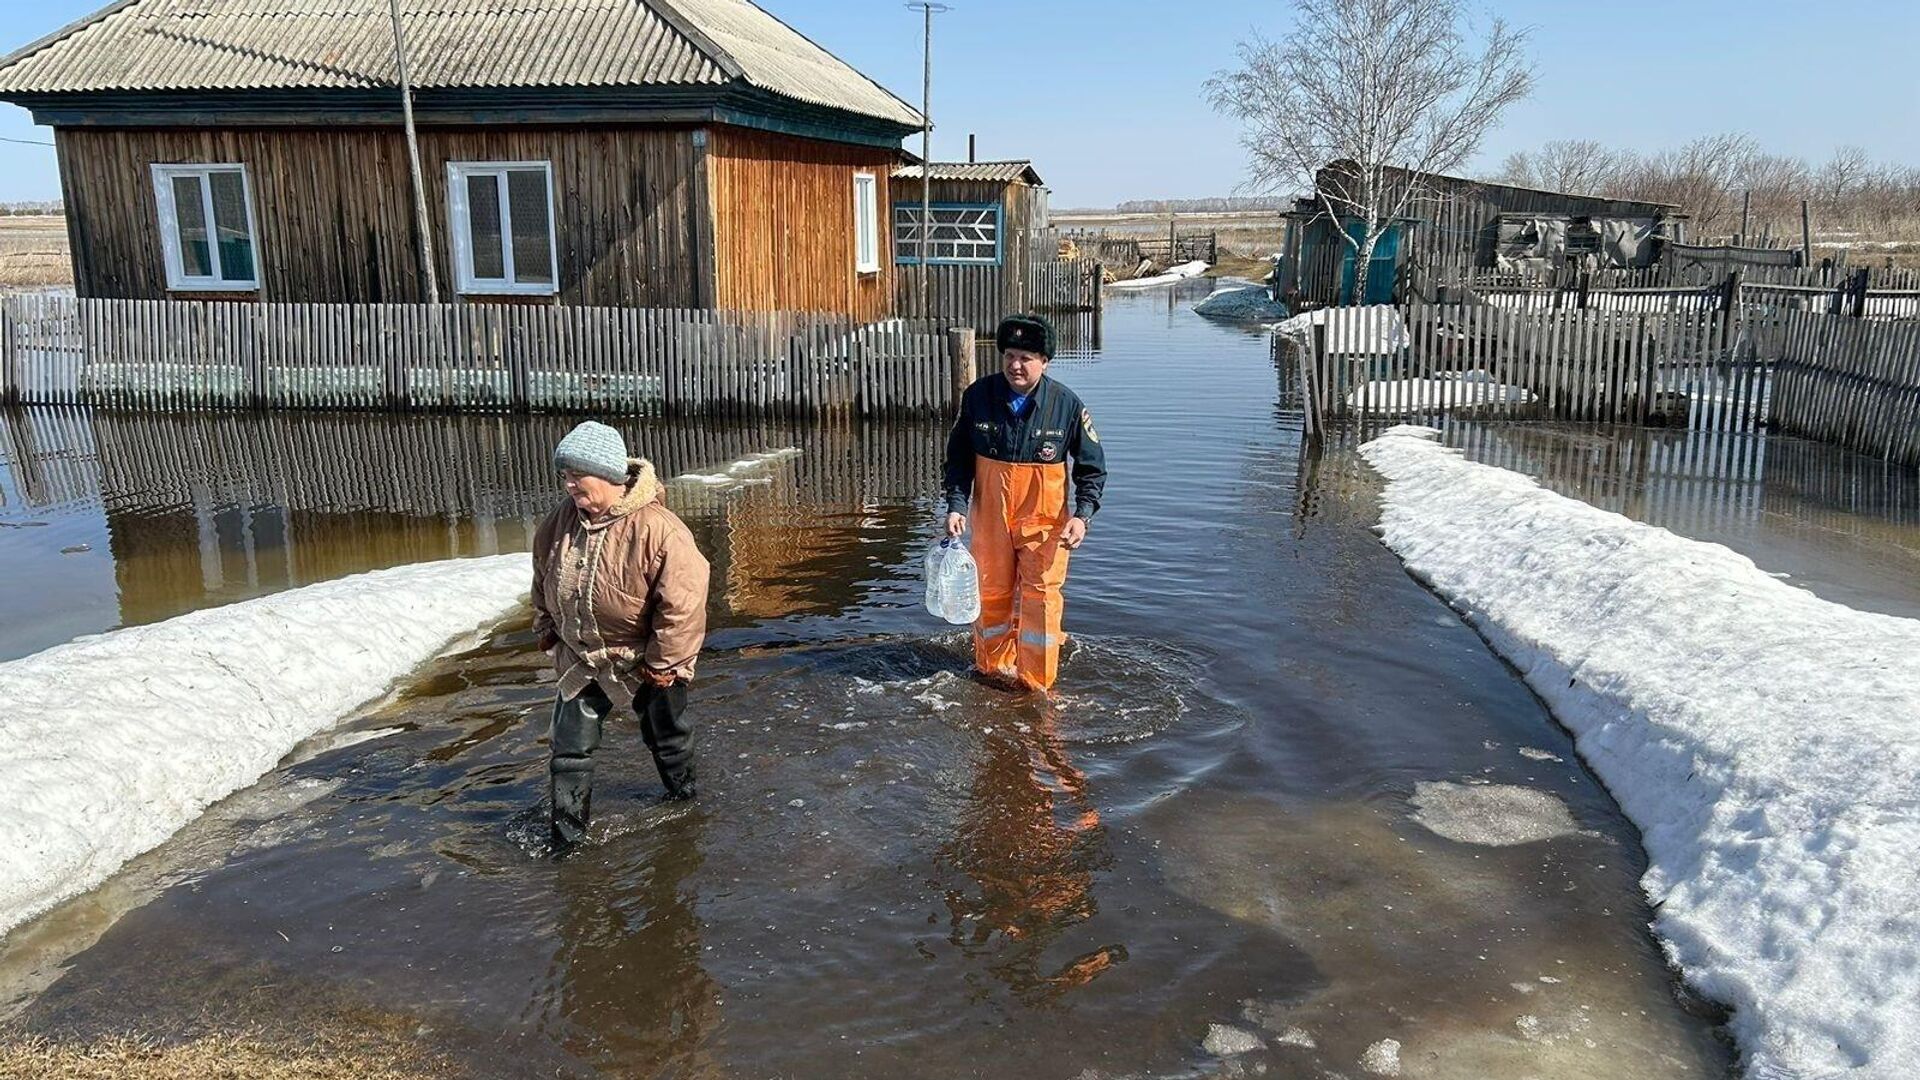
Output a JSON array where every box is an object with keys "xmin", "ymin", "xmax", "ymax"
[{"xmin": 923, "ymin": 537, "xmax": 980, "ymax": 625}]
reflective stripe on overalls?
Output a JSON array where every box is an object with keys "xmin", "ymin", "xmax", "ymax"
[{"xmin": 969, "ymin": 455, "xmax": 1071, "ymax": 691}]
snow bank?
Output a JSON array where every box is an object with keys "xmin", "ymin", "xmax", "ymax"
[
  {"xmin": 0, "ymin": 555, "xmax": 527, "ymax": 940},
  {"xmin": 1344, "ymin": 371, "xmax": 1535, "ymax": 414},
  {"xmin": 1106, "ymin": 260, "xmax": 1211, "ymax": 290},
  {"xmin": 1359, "ymin": 426, "xmax": 1920, "ymax": 1079},
  {"xmin": 1192, "ymin": 282, "xmax": 1288, "ymax": 322},
  {"xmin": 1272, "ymin": 305, "xmax": 1411, "ymax": 356}
]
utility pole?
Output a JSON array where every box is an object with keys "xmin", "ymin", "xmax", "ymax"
[
  {"xmin": 906, "ymin": 2, "xmax": 949, "ymax": 321},
  {"xmin": 388, "ymin": 0, "xmax": 438, "ymax": 304}
]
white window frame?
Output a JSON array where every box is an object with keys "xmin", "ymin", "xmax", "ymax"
[
  {"xmin": 151, "ymin": 163, "xmax": 260, "ymax": 292},
  {"xmin": 446, "ymin": 160, "xmax": 560, "ymax": 296},
  {"xmin": 893, "ymin": 202, "xmax": 1002, "ymax": 266},
  {"xmin": 853, "ymin": 172, "xmax": 879, "ymax": 274}
]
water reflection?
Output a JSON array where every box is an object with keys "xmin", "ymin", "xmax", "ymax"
[
  {"xmin": 939, "ymin": 709, "xmax": 1120, "ymax": 1004},
  {"xmin": 0, "ymin": 407, "xmax": 946, "ymax": 658},
  {"xmin": 543, "ymin": 811, "xmax": 723, "ymax": 1074}
]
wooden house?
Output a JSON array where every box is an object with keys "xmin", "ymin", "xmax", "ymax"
[
  {"xmin": 1282, "ymin": 162, "xmax": 1685, "ymax": 305},
  {"xmin": 891, "ymin": 159, "xmax": 1055, "ymax": 333},
  {"xmin": 0, "ymin": 0, "xmax": 923, "ymax": 317}
]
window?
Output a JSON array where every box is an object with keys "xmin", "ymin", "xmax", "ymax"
[
  {"xmin": 894, "ymin": 203, "xmax": 1001, "ymax": 265},
  {"xmin": 447, "ymin": 161, "xmax": 557, "ymax": 295},
  {"xmin": 853, "ymin": 172, "xmax": 879, "ymax": 273},
  {"xmin": 152, "ymin": 164, "xmax": 259, "ymax": 291}
]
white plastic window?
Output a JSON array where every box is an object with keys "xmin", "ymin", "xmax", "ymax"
[
  {"xmin": 853, "ymin": 172, "xmax": 879, "ymax": 273},
  {"xmin": 447, "ymin": 161, "xmax": 558, "ymax": 295},
  {"xmin": 151, "ymin": 164, "xmax": 259, "ymax": 291}
]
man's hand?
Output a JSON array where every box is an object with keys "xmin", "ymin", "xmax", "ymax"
[
  {"xmin": 643, "ymin": 667, "xmax": 679, "ymax": 689},
  {"xmin": 945, "ymin": 512, "xmax": 967, "ymax": 538},
  {"xmin": 1061, "ymin": 516, "xmax": 1088, "ymax": 550}
]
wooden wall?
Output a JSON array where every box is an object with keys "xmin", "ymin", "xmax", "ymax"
[
  {"xmin": 892, "ymin": 178, "xmax": 1045, "ymax": 330},
  {"xmin": 705, "ymin": 126, "xmax": 895, "ymax": 319},
  {"xmin": 55, "ymin": 125, "xmax": 704, "ymax": 306}
]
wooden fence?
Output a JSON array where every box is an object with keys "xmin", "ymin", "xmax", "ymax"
[
  {"xmin": 1753, "ymin": 309, "xmax": 1920, "ymax": 466},
  {"xmin": 0, "ymin": 295, "xmax": 971, "ymax": 418},
  {"xmin": 894, "ymin": 254, "xmax": 1101, "ymax": 337},
  {"xmin": 1283, "ymin": 302, "xmax": 1920, "ymax": 468},
  {"xmin": 1063, "ymin": 230, "xmax": 1219, "ymax": 272}
]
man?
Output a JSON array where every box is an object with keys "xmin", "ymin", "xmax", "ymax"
[
  {"xmin": 532, "ymin": 421, "xmax": 710, "ymax": 849},
  {"xmin": 942, "ymin": 314, "xmax": 1106, "ymax": 692}
]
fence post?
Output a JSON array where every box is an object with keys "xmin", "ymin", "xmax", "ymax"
[
  {"xmin": 0, "ymin": 298, "xmax": 15, "ymax": 406},
  {"xmin": 946, "ymin": 326, "xmax": 975, "ymax": 410},
  {"xmin": 1848, "ymin": 268, "xmax": 1869, "ymax": 318},
  {"xmin": 1719, "ymin": 268, "xmax": 1743, "ymax": 338}
]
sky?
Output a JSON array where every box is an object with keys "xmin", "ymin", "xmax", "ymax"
[{"xmin": 1, "ymin": 0, "xmax": 1916, "ymax": 207}]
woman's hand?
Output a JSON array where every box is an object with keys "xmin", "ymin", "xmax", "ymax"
[{"xmin": 643, "ymin": 667, "xmax": 679, "ymax": 689}]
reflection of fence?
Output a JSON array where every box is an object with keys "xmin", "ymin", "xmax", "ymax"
[
  {"xmin": 2, "ymin": 406, "xmax": 947, "ymax": 519},
  {"xmin": 1286, "ymin": 302, "xmax": 1920, "ymax": 467},
  {"xmin": 0, "ymin": 295, "xmax": 968, "ymax": 418}
]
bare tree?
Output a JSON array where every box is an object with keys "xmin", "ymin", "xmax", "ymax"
[
  {"xmin": 1620, "ymin": 133, "xmax": 1758, "ymax": 232},
  {"xmin": 1522, "ymin": 139, "xmax": 1624, "ymax": 196},
  {"xmin": 1815, "ymin": 146, "xmax": 1873, "ymax": 215},
  {"xmin": 1206, "ymin": 0, "xmax": 1532, "ymax": 304},
  {"xmin": 1737, "ymin": 152, "xmax": 1812, "ymax": 237}
]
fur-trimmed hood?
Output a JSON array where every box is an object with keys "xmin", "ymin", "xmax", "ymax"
[{"xmin": 589, "ymin": 458, "xmax": 661, "ymax": 527}]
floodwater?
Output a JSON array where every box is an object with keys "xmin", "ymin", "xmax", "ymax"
[{"xmin": 6, "ymin": 279, "xmax": 1907, "ymax": 1078}]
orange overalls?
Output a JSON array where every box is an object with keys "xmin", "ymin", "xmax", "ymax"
[{"xmin": 969, "ymin": 457, "xmax": 1072, "ymax": 691}]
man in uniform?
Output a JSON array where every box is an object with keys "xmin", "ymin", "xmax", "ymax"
[{"xmin": 942, "ymin": 314, "xmax": 1106, "ymax": 692}]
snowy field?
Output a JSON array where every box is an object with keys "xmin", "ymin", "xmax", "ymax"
[{"xmin": 1360, "ymin": 426, "xmax": 1920, "ymax": 1079}]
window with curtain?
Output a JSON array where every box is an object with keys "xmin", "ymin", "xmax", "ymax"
[
  {"xmin": 447, "ymin": 162, "xmax": 557, "ymax": 295},
  {"xmin": 151, "ymin": 164, "xmax": 259, "ymax": 291}
]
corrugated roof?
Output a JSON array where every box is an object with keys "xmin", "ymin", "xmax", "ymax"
[
  {"xmin": 0, "ymin": 0, "xmax": 922, "ymax": 127},
  {"xmin": 894, "ymin": 160, "xmax": 1041, "ymax": 185}
]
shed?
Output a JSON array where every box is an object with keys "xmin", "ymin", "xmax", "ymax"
[
  {"xmin": 890, "ymin": 159, "xmax": 1056, "ymax": 333},
  {"xmin": 1281, "ymin": 162, "xmax": 1686, "ymax": 305}
]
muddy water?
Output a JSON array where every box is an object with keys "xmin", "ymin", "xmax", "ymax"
[{"xmin": 0, "ymin": 282, "xmax": 1796, "ymax": 1077}]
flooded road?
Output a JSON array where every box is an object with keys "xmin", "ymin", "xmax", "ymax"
[{"xmin": 17, "ymin": 281, "xmax": 1916, "ymax": 1075}]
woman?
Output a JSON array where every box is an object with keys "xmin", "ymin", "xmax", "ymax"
[{"xmin": 532, "ymin": 421, "xmax": 710, "ymax": 848}]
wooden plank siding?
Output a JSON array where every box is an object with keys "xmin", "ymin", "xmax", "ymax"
[
  {"xmin": 55, "ymin": 125, "xmax": 708, "ymax": 307},
  {"xmin": 705, "ymin": 126, "xmax": 895, "ymax": 319},
  {"xmin": 892, "ymin": 178, "xmax": 1046, "ymax": 331}
]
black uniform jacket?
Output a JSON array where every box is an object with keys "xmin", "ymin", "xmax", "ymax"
[{"xmin": 942, "ymin": 372, "xmax": 1106, "ymax": 521}]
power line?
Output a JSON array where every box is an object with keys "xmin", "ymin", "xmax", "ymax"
[{"xmin": 0, "ymin": 135, "xmax": 55, "ymax": 147}]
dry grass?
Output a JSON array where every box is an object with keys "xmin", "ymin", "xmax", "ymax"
[
  {"xmin": 0, "ymin": 1028, "xmax": 457, "ymax": 1079},
  {"xmin": 0, "ymin": 215, "xmax": 73, "ymax": 288}
]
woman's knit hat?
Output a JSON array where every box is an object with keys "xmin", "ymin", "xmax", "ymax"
[{"xmin": 552, "ymin": 421, "xmax": 629, "ymax": 483}]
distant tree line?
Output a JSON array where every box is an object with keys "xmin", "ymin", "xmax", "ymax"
[
  {"xmin": 1491, "ymin": 137, "xmax": 1920, "ymax": 240},
  {"xmin": 0, "ymin": 201, "xmax": 64, "ymax": 216},
  {"xmin": 1112, "ymin": 196, "xmax": 1295, "ymax": 214}
]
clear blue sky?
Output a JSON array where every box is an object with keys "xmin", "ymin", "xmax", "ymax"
[{"xmin": 1, "ymin": 0, "xmax": 1916, "ymax": 207}]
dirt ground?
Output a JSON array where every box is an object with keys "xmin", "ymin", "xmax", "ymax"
[{"xmin": 0, "ymin": 216, "xmax": 72, "ymax": 288}]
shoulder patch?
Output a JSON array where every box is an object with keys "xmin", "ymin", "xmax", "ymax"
[{"xmin": 1080, "ymin": 407, "xmax": 1100, "ymax": 444}]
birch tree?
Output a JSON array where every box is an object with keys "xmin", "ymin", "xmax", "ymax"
[{"xmin": 1206, "ymin": 0, "xmax": 1532, "ymax": 304}]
